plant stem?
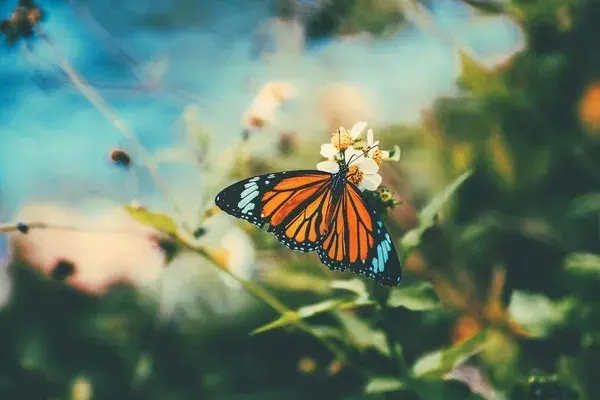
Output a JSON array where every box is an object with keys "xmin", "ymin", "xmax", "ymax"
[
  {"xmin": 373, "ymin": 285, "xmax": 412, "ymax": 382},
  {"xmin": 176, "ymin": 231, "xmax": 347, "ymax": 360},
  {"xmin": 38, "ymin": 31, "xmax": 188, "ymax": 231},
  {"xmin": 35, "ymin": 30, "xmax": 346, "ymax": 363}
]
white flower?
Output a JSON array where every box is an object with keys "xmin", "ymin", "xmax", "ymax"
[
  {"xmin": 349, "ymin": 157, "xmax": 382, "ymax": 192},
  {"xmin": 317, "ymin": 147, "xmax": 382, "ymax": 192},
  {"xmin": 365, "ymin": 128, "xmax": 401, "ymax": 165},
  {"xmin": 321, "ymin": 121, "xmax": 369, "ymax": 159},
  {"xmin": 316, "ymin": 159, "xmax": 339, "ymax": 173},
  {"xmin": 348, "ymin": 121, "xmax": 367, "ymax": 140},
  {"xmin": 384, "ymin": 145, "xmax": 402, "ymax": 162},
  {"xmin": 241, "ymin": 81, "xmax": 296, "ymax": 131},
  {"xmin": 320, "ymin": 142, "xmax": 339, "ymax": 160},
  {"xmin": 366, "ymin": 128, "xmax": 380, "ymax": 157}
]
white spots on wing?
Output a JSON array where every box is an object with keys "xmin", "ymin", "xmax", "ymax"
[
  {"xmin": 265, "ymin": 180, "xmax": 270, "ymax": 185},
  {"xmin": 249, "ymin": 177, "xmax": 260, "ymax": 182},
  {"xmin": 241, "ymin": 203, "xmax": 255, "ymax": 215},
  {"xmin": 238, "ymin": 184, "xmax": 259, "ymax": 209},
  {"xmin": 240, "ymin": 185, "xmax": 257, "ymax": 199},
  {"xmin": 268, "ymin": 174, "xmax": 275, "ymax": 178}
]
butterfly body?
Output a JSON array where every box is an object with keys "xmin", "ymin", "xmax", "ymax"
[{"xmin": 215, "ymin": 165, "xmax": 402, "ymax": 286}]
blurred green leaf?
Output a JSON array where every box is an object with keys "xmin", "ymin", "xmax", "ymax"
[
  {"xmin": 132, "ymin": 353, "xmax": 153, "ymax": 387},
  {"xmin": 253, "ymin": 278, "xmax": 375, "ymax": 335},
  {"xmin": 567, "ymin": 192, "xmax": 600, "ymax": 217},
  {"xmin": 330, "ymin": 278, "xmax": 368, "ymax": 297},
  {"xmin": 461, "ymin": 0, "xmax": 507, "ymax": 14},
  {"xmin": 263, "ymin": 268, "xmax": 332, "ymax": 295},
  {"xmin": 420, "ymin": 170, "xmax": 473, "ymax": 228},
  {"xmin": 508, "ymin": 291, "xmax": 575, "ymax": 337},
  {"xmin": 401, "ymin": 170, "xmax": 473, "ymax": 251},
  {"xmin": 251, "ymin": 297, "xmax": 373, "ymax": 336},
  {"xmin": 557, "ymin": 356, "xmax": 586, "ymax": 398},
  {"xmin": 124, "ymin": 206, "xmax": 178, "ymax": 235},
  {"xmin": 411, "ymin": 378, "xmax": 485, "ymax": 400},
  {"xmin": 413, "ymin": 330, "xmax": 488, "ymax": 379},
  {"xmin": 387, "ymin": 282, "xmax": 441, "ymax": 311},
  {"xmin": 335, "ymin": 310, "xmax": 390, "ymax": 357},
  {"xmin": 458, "ymin": 51, "xmax": 505, "ymax": 96},
  {"xmin": 364, "ymin": 376, "xmax": 405, "ymax": 394},
  {"xmin": 251, "ymin": 299, "xmax": 344, "ymax": 335},
  {"xmin": 71, "ymin": 376, "xmax": 93, "ymax": 400},
  {"xmin": 564, "ymin": 252, "xmax": 600, "ymax": 278}
]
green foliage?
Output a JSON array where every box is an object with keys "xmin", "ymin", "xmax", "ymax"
[
  {"xmin": 564, "ymin": 252, "xmax": 600, "ymax": 278},
  {"xmin": 364, "ymin": 376, "xmax": 405, "ymax": 394},
  {"xmin": 387, "ymin": 282, "xmax": 441, "ymax": 311},
  {"xmin": 401, "ymin": 170, "xmax": 472, "ymax": 251},
  {"xmin": 124, "ymin": 205, "xmax": 179, "ymax": 235},
  {"xmin": 567, "ymin": 192, "xmax": 600, "ymax": 217},
  {"xmin": 3, "ymin": 0, "xmax": 600, "ymax": 398},
  {"xmin": 412, "ymin": 330, "xmax": 489, "ymax": 380}
]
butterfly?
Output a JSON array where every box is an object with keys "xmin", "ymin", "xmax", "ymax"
[{"xmin": 214, "ymin": 151, "xmax": 402, "ymax": 286}]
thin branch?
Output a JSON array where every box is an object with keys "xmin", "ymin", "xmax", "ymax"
[
  {"xmin": 37, "ymin": 30, "xmax": 188, "ymax": 230},
  {"xmin": 0, "ymin": 221, "xmax": 152, "ymax": 235},
  {"xmin": 374, "ymin": 290, "xmax": 413, "ymax": 382},
  {"xmin": 0, "ymin": 219, "xmax": 346, "ymax": 360},
  {"xmin": 174, "ymin": 228, "xmax": 348, "ymax": 360}
]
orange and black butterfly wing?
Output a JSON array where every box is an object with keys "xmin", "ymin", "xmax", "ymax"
[
  {"xmin": 317, "ymin": 182, "xmax": 402, "ymax": 286},
  {"xmin": 215, "ymin": 170, "xmax": 335, "ymax": 252}
]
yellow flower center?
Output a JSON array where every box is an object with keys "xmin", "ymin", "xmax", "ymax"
[
  {"xmin": 371, "ymin": 148, "xmax": 383, "ymax": 166},
  {"xmin": 346, "ymin": 165, "xmax": 363, "ymax": 185},
  {"xmin": 331, "ymin": 129, "xmax": 354, "ymax": 150},
  {"xmin": 353, "ymin": 140, "xmax": 368, "ymax": 152}
]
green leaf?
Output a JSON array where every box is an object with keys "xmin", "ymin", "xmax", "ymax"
[
  {"xmin": 387, "ymin": 282, "xmax": 441, "ymax": 311},
  {"xmin": 419, "ymin": 170, "xmax": 473, "ymax": 228},
  {"xmin": 251, "ymin": 299, "xmax": 344, "ymax": 335},
  {"xmin": 567, "ymin": 192, "xmax": 600, "ymax": 217},
  {"xmin": 411, "ymin": 379, "xmax": 485, "ymax": 400},
  {"xmin": 330, "ymin": 278, "xmax": 368, "ymax": 297},
  {"xmin": 364, "ymin": 376, "xmax": 405, "ymax": 394},
  {"xmin": 564, "ymin": 252, "xmax": 600, "ymax": 278},
  {"xmin": 401, "ymin": 170, "xmax": 473, "ymax": 251},
  {"xmin": 335, "ymin": 310, "xmax": 390, "ymax": 357},
  {"xmin": 413, "ymin": 330, "xmax": 489, "ymax": 379},
  {"xmin": 251, "ymin": 300, "xmax": 373, "ymax": 336},
  {"xmin": 508, "ymin": 291, "xmax": 575, "ymax": 337},
  {"xmin": 124, "ymin": 206, "xmax": 178, "ymax": 235},
  {"xmin": 458, "ymin": 50, "xmax": 509, "ymax": 96},
  {"xmin": 263, "ymin": 268, "xmax": 332, "ymax": 295},
  {"xmin": 461, "ymin": 0, "xmax": 506, "ymax": 14}
]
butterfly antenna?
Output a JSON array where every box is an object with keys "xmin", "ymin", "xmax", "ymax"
[
  {"xmin": 337, "ymin": 127, "xmax": 345, "ymax": 163},
  {"xmin": 348, "ymin": 143, "xmax": 379, "ymax": 165}
]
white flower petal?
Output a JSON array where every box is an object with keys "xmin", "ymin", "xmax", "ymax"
[
  {"xmin": 368, "ymin": 140, "xmax": 380, "ymax": 156},
  {"xmin": 367, "ymin": 129, "xmax": 374, "ymax": 146},
  {"xmin": 361, "ymin": 173, "xmax": 382, "ymax": 191},
  {"xmin": 320, "ymin": 143, "xmax": 339, "ymax": 159},
  {"xmin": 358, "ymin": 158, "xmax": 379, "ymax": 174},
  {"xmin": 317, "ymin": 160, "xmax": 339, "ymax": 173},
  {"xmin": 388, "ymin": 145, "xmax": 402, "ymax": 161},
  {"xmin": 343, "ymin": 147, "xmax": 361, "ymax": 163},
  {"xmin": 349, "ymin": 121, "xmax": 367, "ymax": 139}
]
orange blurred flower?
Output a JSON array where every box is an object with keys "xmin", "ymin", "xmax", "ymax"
[
  {"xmin": 579, "ymin": 82, "xmax": 600, "ymax": 135},
  {"xmin": 451, "ymin": 267, "xmax": 531, "ymax": 345},
  {"xmin": 297, "ymin": 356, "xmax": 317, "ymax": 374}
]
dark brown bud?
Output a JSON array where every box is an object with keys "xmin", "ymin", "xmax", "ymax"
[{"xmin": 109, "ymin": 148, "xmax": 131, "ymax": 168}]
